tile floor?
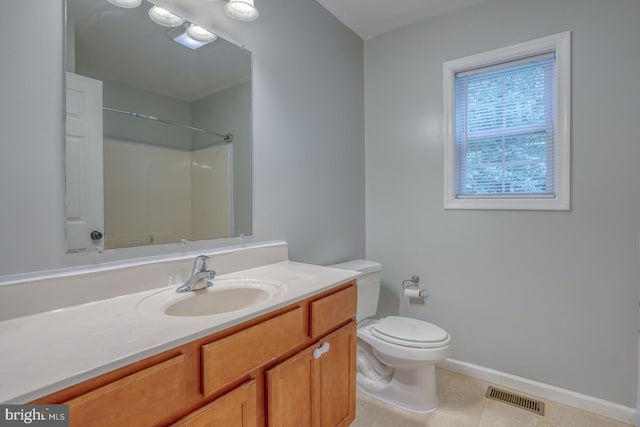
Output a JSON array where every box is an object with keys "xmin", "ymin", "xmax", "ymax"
[{"xmin": 351, "ymin": 368, "xmax": 634, "ymax": 427}]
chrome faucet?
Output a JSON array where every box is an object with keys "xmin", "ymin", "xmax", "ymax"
[{"xmin": 176, "ymin": 255, "xmax": 216, "ymax": 293}]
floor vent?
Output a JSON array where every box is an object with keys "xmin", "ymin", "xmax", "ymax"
[{"xmin": 485, "ymin": 386, "xmax": 545, "ymax": 416}]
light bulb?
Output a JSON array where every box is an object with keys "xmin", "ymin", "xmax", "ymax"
[
  {"xmin": 186, "ymin": 24, "xmax": 217, "ymax": 43},
  {"xmin": 148, "ymin": 5, "xmax": 185, "ymax": 27},
  {"xmin": 224, "ymin": 0, "xmax": 259, "ymax": 22},
  {"xmin": 106, "ymin": 0, "xmax": 142, "ymax": 8}
]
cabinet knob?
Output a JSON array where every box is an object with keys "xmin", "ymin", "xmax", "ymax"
[
  {"xmin": 313, "ymin": 342, "xmax": 330, "ymax": 359},
  {"xmin": 90, "ymin": 230, "xmax": 103, "ymax": 241}
]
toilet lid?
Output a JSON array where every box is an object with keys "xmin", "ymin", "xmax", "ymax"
[{"xmin": 371, "ymin": 316, "xmax": 449, "ymax": 348}]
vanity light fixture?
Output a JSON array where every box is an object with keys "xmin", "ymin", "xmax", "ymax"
[
  {"xmin": 105, "ymin": 0, "xmax": 251, "ymax": 50},
  {"xmin": 224, "ymin": 0, "xmax": 259, "ymax": 22},
  {"xmin": 148, "ymin": 5, "xmax": 186, "ymax": 27},
  {"xmin": 106, "ymin": 0, "xmax": 142, "ymax": 8}
]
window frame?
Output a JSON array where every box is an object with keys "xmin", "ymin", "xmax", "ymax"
[{"xmin": 443, "ymin": 32, "xmax": 571, "ymax": 210}]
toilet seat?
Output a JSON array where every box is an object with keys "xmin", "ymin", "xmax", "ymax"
[{"xmin": 371, "ymin": 316, "xmax": 450, "ymax": 348}]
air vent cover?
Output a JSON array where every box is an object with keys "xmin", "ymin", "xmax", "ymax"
[{"xmin": 485, "ymin": 386, "xmax": 545, "ymax": 416}]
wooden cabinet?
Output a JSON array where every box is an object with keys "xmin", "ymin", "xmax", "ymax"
[
  {"xmin": 171, "ymin": 380, "xmax": 257, "ymax": 427},
  {"xmin": 265, "ymin": 345, "xmax": 317, "ymax": 426},
  {"xmin": 317, "ymin": 322, "xmax": 356, "ymax": 427},
  {"xmin": 201, "ymin": 306, "xmax": 307, "ymax": 397},
  {"xmin": 309, "ymin": 285, "xmax": 357, "ymax": 339},
  {"xmin": 32, "ymin": 281, "xmax": 356, "ymax": 427},
  {"xmin": 65, "ymin": 354, "xmax": 187, "ymax": 427},
  {"xmin": 266, "ymin": 322, "xmax": 356, "ymax": 427}
]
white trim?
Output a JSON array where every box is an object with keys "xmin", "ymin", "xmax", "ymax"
[
  {"xmin": 439, "ymin": 358, "xmax": 636, "ymax": 425},
  {"xmin": 456, "ymin": 51, "xmax": 555, "ymax": 78},
  {"xmin": 637, "ymin": 297, "xmax": 640, "ymax": 427},
  {"xmin": 443, "ymin": 31, "xmax": 571, "ymax": 211}
]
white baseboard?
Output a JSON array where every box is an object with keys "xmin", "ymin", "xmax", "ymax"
[{"xmin": 438, "ymin": 358, "xmax": 636, "ymax": 426}]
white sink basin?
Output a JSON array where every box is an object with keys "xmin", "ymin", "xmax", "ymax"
[{"xmin": 137, "ymin": 278, "xmax": 286, "ymax": 317}]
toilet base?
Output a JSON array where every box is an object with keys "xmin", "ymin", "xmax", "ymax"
[{"xmin": 357, "ymin": 363, "xmax": 440, "ymax": 413}]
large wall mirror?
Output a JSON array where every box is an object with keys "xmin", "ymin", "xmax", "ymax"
[{"xmin": 65, "ymin": 0, "xmax": 252, "ymax": 253}]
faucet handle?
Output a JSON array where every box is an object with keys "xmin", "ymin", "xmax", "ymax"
[
  {"xmin": 192, "ymin": 255, "xmax": 211, "ymax": 273},
  {"xmin": 205, "ymin": 269, "xmax": 216, "ymax": 289}
]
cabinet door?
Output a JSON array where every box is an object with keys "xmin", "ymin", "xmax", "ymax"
[
  {"xmin": 266, "ymin": 345, "xmax": 319, "ymax": 427},
  {"xmin": 266, "ymin": 322, "xmax": 356, "ymax": 427},
  {"xmin": 171, "ymin": 380, "xmax": 257, "ymax": 427},
  {"xmin": 318, "ymin": 322, "xmax": 356, "ymax": 427}
]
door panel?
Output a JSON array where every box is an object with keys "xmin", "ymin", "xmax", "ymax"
[
  {"xmin": 266, "ymin": 346, "xmax": 319, "ymax": 427},
  {"xmin": 171, "ymin": 380, "xmax": 257, "ymax": 427},
  {"xmin": 319, "ymin": 322, "xmax": 356, "ymax": 427},
  {"xmin": 266, "ymin": 322, "xmax": 356, "ymax": 427},
  {"xmin": 65, "ymin": 72, "xmax": 103, "ymax": 252}
]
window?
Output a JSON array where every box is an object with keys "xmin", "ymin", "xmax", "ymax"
[{"xmin": 443, "ymin": 32, "xmax": 571, "ymax": 210}]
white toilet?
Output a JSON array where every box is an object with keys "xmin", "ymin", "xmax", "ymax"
[{"xmin": 330, "ymin": 259, "xmax": 452, "ymax": 413}]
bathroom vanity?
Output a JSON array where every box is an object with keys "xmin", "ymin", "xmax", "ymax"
[
  {"xmin": 32, "ymin": 282, "xmax": 356, "ymax": 426},
  {"xmin": 0, "ymin": 242, "xmax": 358, "ymax": 427}
]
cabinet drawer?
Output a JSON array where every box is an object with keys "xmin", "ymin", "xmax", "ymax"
[
  {"xmin": 66, "ymin": 354, "xmax": 187, "ymax": 427},
  {"xmin": 171, "ymin": 380, "xmax": 257, "ymax": 427},
  {"xmin": 310, "ymin": 285, "xmax": 356, "ymax": 339},
  {"xmin": 202, "ymin": 306, "xmax": 306, "ymax": 396}
]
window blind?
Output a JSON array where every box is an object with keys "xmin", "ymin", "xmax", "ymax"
[{"xmin": 454, "ymin": 52, "xmax": 557, "ymax": 197}]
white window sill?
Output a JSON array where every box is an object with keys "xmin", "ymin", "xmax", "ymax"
[{"xmin": 444, "ymin": 196, "xmax": 570, "ymax": 211}]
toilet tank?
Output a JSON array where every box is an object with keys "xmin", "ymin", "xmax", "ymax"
[{"xmin": 329, "ymin": 259, "xmax": 381, "ymax": 322}]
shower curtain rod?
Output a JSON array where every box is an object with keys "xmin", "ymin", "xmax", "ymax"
[{"xmin": 103, "ymin": 107, "xmax": 233, "ymax": 143}]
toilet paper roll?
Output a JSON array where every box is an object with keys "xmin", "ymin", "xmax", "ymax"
[{"xmin": 404, "ymin": 288, "xmax": 424, "ymax": 298}]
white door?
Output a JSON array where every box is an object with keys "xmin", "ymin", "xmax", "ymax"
[{"xmin": 65, "ymin": 72, "xmax": 104, "ymax": 253}]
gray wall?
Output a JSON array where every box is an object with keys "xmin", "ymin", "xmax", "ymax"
[
  {"xmin": 102, "ymin": 79, "xmax": 192, "ymax": 150},
  {"xmin": 192, "ymin": 81, "xmax": 252, "ymax": 236},
  {"xmin": 364, "ymin": 0, "xmax": 639, "ymax": 407},
  {"xmin": 0, "ymin": 0, "xmax": 364, "ymax": 274}
]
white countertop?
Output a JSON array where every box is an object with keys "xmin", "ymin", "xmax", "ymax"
[{"xmin": 0, "ymin": 261, "xmax": 358, "ymax": 403}]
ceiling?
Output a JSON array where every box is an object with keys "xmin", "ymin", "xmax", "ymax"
[
  {"xmin": 68, "ymin": 0, "xmax": 251, "ymax": 101},
  {"xmin": 314, "ymin": 0, "xmax": 488, "ymax": 40},
  {"xmin": 65, "ymin": 0, "xmax": 486, "ymax": 100}
]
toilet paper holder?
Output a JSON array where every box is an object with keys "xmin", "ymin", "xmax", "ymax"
[
  {"xmin": 401, "ymin": 275, "xmax": 427, "ymax": 298},
  {"xmin": 402, "ymin": 275, "xmax": 421, "ymax": 289}
]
